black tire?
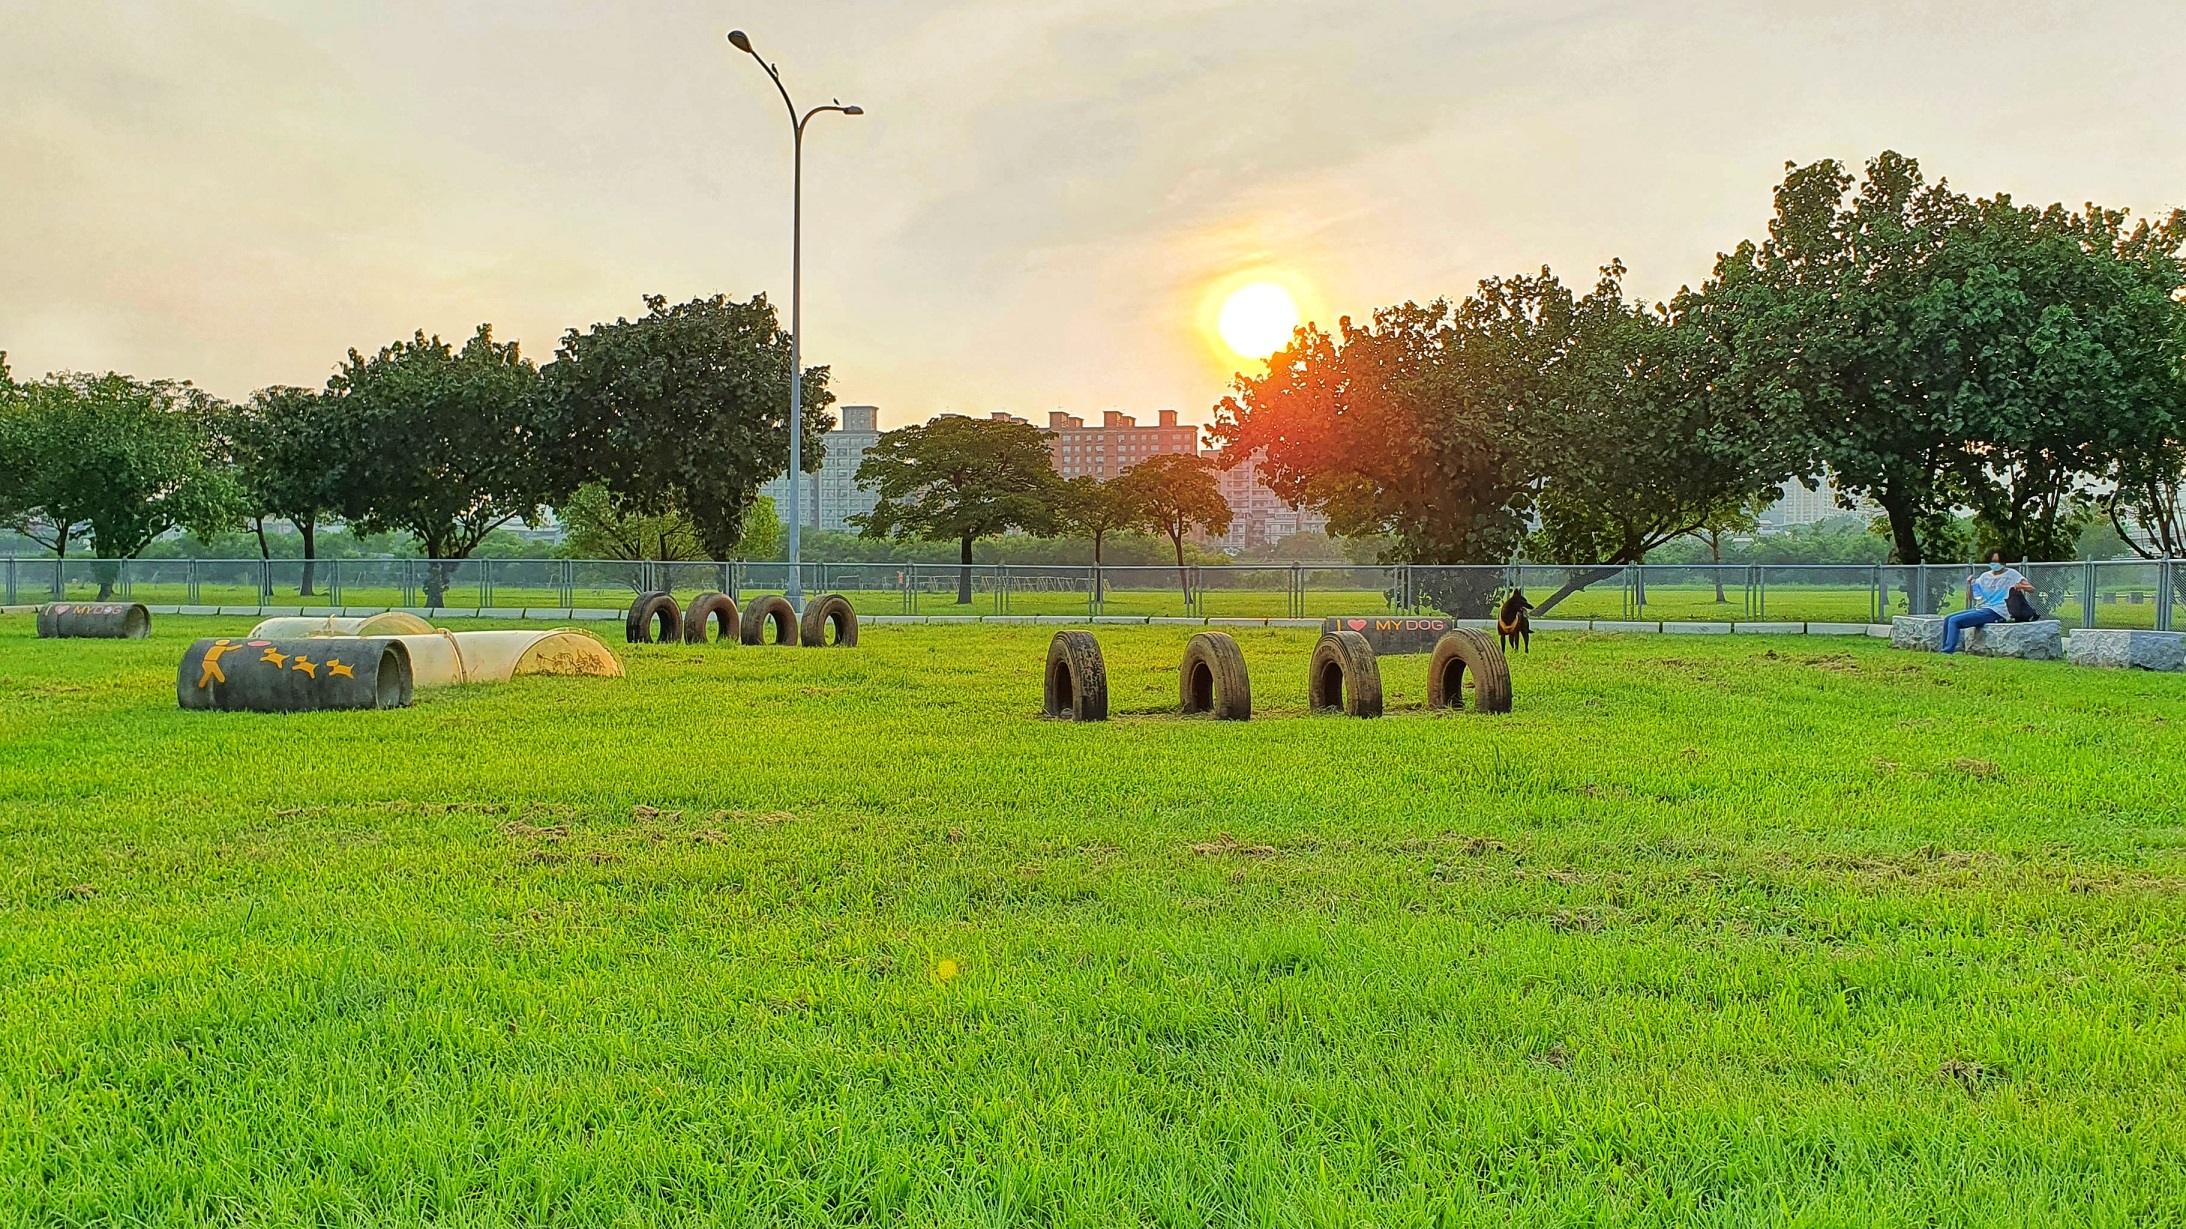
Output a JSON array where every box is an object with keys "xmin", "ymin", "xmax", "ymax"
[
  {"xmin": 626, "ymin": 592, "xmax": 682, "ymax": 645},
  {"xmin": 741, "ymin": 595, "xmax": 799, "ymax": 646},
  {"xmin": 1427, "ymin": 628, "xmax": 1512, "ymax": 714},
  {"xmin": 1308, "ymin": 630, "xmax": 1382, "ymax": 717},
  {"xmin": 799, "ymin": 593, "xmax": 858, "ymax": 648},
  {"xmin": 1179, "ymin": 632, "xmax": 1251, "ymax": 720},
  {"xmin": 683, "ymin": 592, "xmax": 741, "ymax": 645},
  {"xmin": 1044, "ymin": 630, "xmax": 1108, "ymax": 721}
]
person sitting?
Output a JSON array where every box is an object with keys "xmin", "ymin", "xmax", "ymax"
[{"xmin": 1941, "ymin": 552, "xmax": 2036, "ymax": 653}]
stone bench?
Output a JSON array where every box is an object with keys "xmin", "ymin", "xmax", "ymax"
[
  {"xmin": 1962, "ymin": 620, "xmax": 2063, "ymax": 660},
  {"xmin": 2066, "ymin": 628, "xmax": 2185, "ymax": 672},
  {"xmin": 1890, "ymin": 616, "xmax": 1946, "ymax": 652},
  {"xmin": 1891, "ymin": 615, "xmax": 2064, "ymax": 660}
]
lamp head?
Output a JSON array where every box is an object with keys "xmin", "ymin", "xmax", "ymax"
[
  {"xmin": 726, "ymin": 29, "xmax": 752, "ymax": 53},
  {"xmin": 843, "ymin": 105, "xmax": 864, "ymax": 115}
]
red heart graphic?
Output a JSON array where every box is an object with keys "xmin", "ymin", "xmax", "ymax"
[{"xmin": 1346, "ymin": 619, "xmax": 1367, "ymax": 631}]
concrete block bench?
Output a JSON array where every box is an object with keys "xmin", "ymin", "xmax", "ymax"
[
  {"xmin": 1891, "ymin": 615, "xmax": 2065, "ymax": 660},
  {"xmin": 1891, "ymin": 616, "xmax": 1946, "ymax": 651},
  {"xmin": 1964, "ymin": 620, "xmax": 2064, "ymax": 660},
  {"xmin": 2067, "ymin": 628, "xmax": 2186, "ymax": 672}
]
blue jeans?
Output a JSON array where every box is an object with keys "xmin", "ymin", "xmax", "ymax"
[{"xmin": 1941, "ymin": 607, "xmax": 2004, "ymax": 653}]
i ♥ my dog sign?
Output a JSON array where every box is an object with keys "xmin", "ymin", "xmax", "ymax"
[{"xmin": 1319, "ymin": 614, "xmax": 1450, "ymax": 655}]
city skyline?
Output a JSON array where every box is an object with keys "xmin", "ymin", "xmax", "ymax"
[{"xmin": 5, "ymin": 2, "xmax": 2184, "ymax": 429}]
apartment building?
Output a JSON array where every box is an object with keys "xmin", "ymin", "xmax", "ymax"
[
  {"xmin": 759, "ymin": 404, "xmax": 882, "ymax": 533},
  {"xmin": 1038, "ymin": 409, "xmax": 1201, "ymax": 479}
]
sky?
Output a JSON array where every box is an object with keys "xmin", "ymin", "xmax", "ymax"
[{"xmin": 4, "ymin": 1, "xmax": 2183, "ymax": 431}]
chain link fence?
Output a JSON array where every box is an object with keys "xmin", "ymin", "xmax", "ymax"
[{"xmin": 5, "ymin": 556, "xmax": 2178, "ymax": 631}]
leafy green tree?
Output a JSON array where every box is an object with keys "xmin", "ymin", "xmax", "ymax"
[
  {"xmin": 555, "ymin": 482, "xmax": 705, "ymax": 561},
  {"xmin": 736, "ymin": 496, "xmax": 781, "ymax": 560},
  {"xmin": 1685, "ymin": 494, "xmax": 1770, "ymax": 602},
  {"xmin": 1698, "ymin": 153, "xmax": 1986, "ymax": 565},
  {"xmin": 852, "ymin": 415, "xmax": 1062, "ymax": 604},
  {"xmin": 230, "ymin": 385, "xmax": 346, "ymax": 595},
  {"xmin": 328, "ymin": 325, "xmax": 550, "ymax": 605},
  {"xmin": 1114, "ymin": 452, "xmax": 1232, "ymax": 597},
  {"xmin": 538, "ymin": 294, "xmax": 831, "ymax": 560},
  {"xmin": 0, "ymin": 370, "xmax": 244, "ymax": 597},
  {"xmin": 1926, "ymin": 198, "xmax": 2186, "ymax": 560},
  {"xmin": 1057, "ymin": 475, "xmax": 1138, "ymax": 598},
  {"xmin": 1211, "ymin": 292, "xmax": 1539, "ymax": 571},
  {"xmin": 1520, "ymin": 266, "xmax": 1798, "ymax": 612}
]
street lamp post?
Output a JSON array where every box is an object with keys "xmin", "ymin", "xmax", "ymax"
[{"xmin": 728, "ymin": 29, "xmax": 861, "ymax": 612}]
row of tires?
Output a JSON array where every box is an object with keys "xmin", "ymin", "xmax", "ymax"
[
  {"xmin": 625, "ymin": 591, "xmax": 858, "ymax": 648},
  {"xmin": 1042, "ymin": 627, "xmax": 1513, "ymax": 721}
]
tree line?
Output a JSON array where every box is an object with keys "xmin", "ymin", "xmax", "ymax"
[
  {"xmin": 1212, "ymin": 152, "xmax": 2186, "ymax": 613},
  {"xmin": 1, "ymin": 295, "xmax": 831, "ymax": 603}
]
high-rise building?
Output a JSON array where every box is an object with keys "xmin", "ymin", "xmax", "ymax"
[
  {"xmin": 1207, "ymin": 448, "xmax": 1329, "ymax": 550},
  {"xmin": 760, "ymin": 404, "xmax": 882, "ymax": 533},
  {"xmin": 1041, "ymin": 409, "xmax": 1201, "ymax": 479},
  {"xmin": 1759, "ymin": 474, "xmax": 1878, "ymax": 529}
]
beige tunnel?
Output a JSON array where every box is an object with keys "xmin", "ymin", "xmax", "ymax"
[{"xmin": 249, "ymin": 612, "xmax": 437, "ymax": 639}]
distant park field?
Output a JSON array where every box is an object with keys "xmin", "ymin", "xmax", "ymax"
[{"xmin": 3, "ymin": 616, "xmax": 2183, "ymax": 1224}]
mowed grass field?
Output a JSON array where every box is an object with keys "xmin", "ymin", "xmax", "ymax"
[{"xmin": 3, "ymin": 616, "xmax": 2184, "ymax": 1226}]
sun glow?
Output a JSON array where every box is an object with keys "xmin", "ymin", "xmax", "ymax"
[{"xmin": 1216, "ymin": 281, "xmax": 1302, "ymax": 360}]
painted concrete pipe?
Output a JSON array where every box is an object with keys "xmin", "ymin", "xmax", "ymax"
[
  {"xmin": 38, "ymin": 602, "xmax": 152, "ymax": 639},
  {"xmin": 178, "ymin": 637, "xmax": 413, "ymax": 712}
]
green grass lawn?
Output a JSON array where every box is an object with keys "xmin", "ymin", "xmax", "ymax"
[{"xmin": 3, "ymin": 616, "xmax": 2184, "ymax": 1225}]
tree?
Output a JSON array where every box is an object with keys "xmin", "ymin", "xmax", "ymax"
[
  {"xmin": 328, "ymin": 325, "xmax": 550, "ymax": 605},
  {"xmin": 230, "ymin": 385, "xmax": 346, "ymax": 595},
  {"xmin": 851, "ymin": 415, "xmax": 1062, "ymax": 604},
  {"xmin": 0, "ymin": 370, "xmax": 244, "ymax": 597},
  {"xmin": 1057, "ymin": 475, "xmax": 1137, "ymax": 598},
  {"xmin": 1519, "ymin": 266, "xmax": 1797, "ymax": 612},
  {"xmin": 1114, "ymin": 452, "xmax": 1232, "ymax": 598},
  {"xmin": 1924, "ymin": 197, "xmax": 2186, "ymax": 561},
  {"xmin": 537, "ymin": 294, "xmax": 831, "ymax": 560},
  {"xmin": 1211, "ymin": 293, "xmax": 1539, "ymax": 573},
  {"xmin": 555, "ymin": 482, "xmax": 705, "ymax": 561},
  {"xmin": 1214, "ymin": 266, "xmax": 1790, "ymax": 616},
  {"xmin": 1684, "ymin": 493, "xmax": 1770, "ymax": 602},
  {"xmin": 736, "ymin": 496, "xmax": 782, "ymax": 560},
  {"xmin": 1698, "ymin": 153, "xmax": 1981, "ymax": 565}
]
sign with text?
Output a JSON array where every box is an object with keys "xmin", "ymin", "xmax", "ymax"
[{"xmin": 1320, "ymin": 615, "xmax": 1451, "ymax": 656}]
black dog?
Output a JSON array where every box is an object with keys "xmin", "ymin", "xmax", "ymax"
[{"xmin": 1497, "ymin": 588, "xmax": 1533, "ymax": 653}]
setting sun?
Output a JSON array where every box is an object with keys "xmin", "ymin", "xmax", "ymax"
[{"xmin": 1216, "ymin": 281, "xmax": 1301, "ymax": 360}]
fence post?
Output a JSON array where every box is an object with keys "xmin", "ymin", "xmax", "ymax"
[
  {"xmin": 2083, "ymin": 561, "xmax": 2098, "ymax": 630},
  {"xmin": 2159, "ymin": 560, "xmax": 2175, "ymax": 633},
  {"xmin": 4, "ymin": 556, "xmax": 13, "ymax": 606},
  {"xmin": 1872, "ymin": 565, "xmax": 1883, "ymax": 623}
]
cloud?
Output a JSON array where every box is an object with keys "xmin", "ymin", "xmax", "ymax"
[{"xmin": 3, "ymin": 0, "xmax": 2181, "ymax": 428}]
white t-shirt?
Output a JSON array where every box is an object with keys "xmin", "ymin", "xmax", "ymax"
[{"xmin": 1970, "ymin": 567, "xmax": 2025, "ymax": 613}]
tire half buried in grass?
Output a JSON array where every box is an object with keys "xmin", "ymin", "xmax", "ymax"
[
  {"xmin": 742, "ymin": 595, "xmax": 799, "ymax": 646},
  {"xmin": 1427, "ymin": 628, "xmax": 1512, "ymax": 713},
  {"xmin": 799, "ymin": 593, "xmax": 858, "ymax": 648},
  {"xmin": 178, "ymin": 637, "xmax": 413, "ymax": 712},
  {"xmin": 1044, "ymin": 630, "xmax": 1108, "ymax": 721},
  {"xmin": 1308, "ymin": 630, "xmax": 1382, "ymax": 717},
  {"xmin": 683, "ymin": 592, "xmax": 740, "ymax": 645},
  {"xmin": 1179, "ymin": 631, "xmax": 1250, "ymax": 720},
  {"xmin": 626, "ymin": 592, "xmax": 682, "ymax": 644},
  {"xmin": 38, "ymin": 602, "xmax": 151, "ymax": 639}
]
